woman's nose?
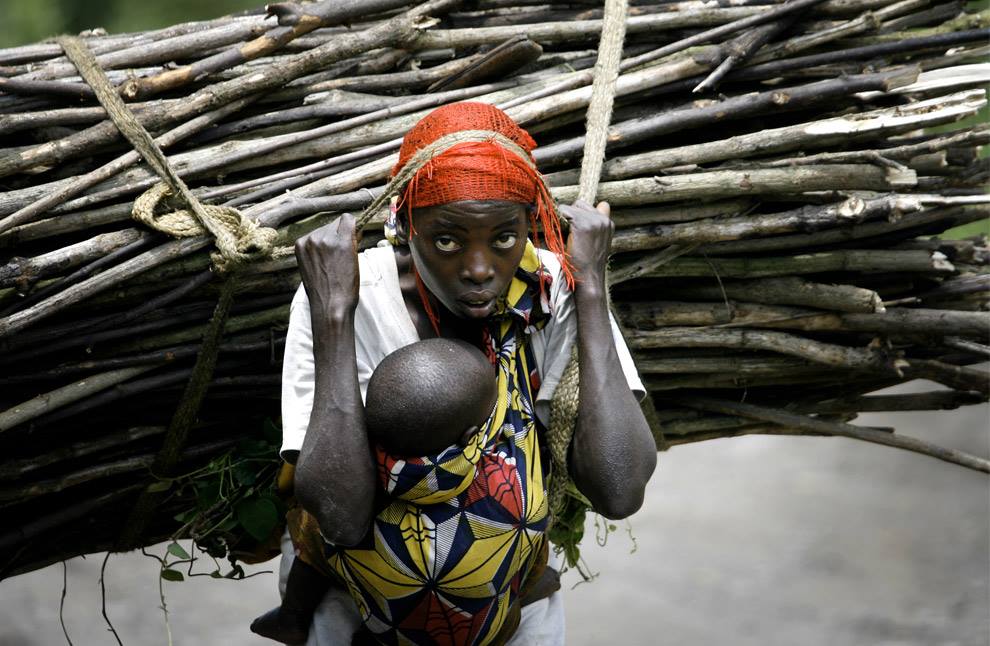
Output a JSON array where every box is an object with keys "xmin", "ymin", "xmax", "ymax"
[{"xmin": 461, "ymin": 249, "xmax": 495, "ymax": 284}]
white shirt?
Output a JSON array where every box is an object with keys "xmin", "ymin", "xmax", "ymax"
[
  {"xmin": 279, "ymin": 241, "xmax": 646, "ymax": 646},
  {"xmin": 281, "ymin": 242, "xmax": 646, "ymax": 459}
]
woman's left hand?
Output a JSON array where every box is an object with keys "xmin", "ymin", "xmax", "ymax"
[{"xmin": 558, "ymin": 199, "xmax": 613, "ymax": 292}]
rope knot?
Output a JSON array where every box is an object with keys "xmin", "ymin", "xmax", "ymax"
[{"xmin": 133, "ymin": 183, "xmax": 280, "ymax": 271}]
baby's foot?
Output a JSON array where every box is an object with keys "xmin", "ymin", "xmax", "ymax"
[{"xmin": 250, "ymin": 607, "xmax": 310, "ymax": 645}]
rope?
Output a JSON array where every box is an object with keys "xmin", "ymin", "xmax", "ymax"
[
  {"xmin": 577, "ymin": 0, "xmax": 629, "ymax": 206},
  {"xmin": 356, "ymin": 129, "xmax": 539, "ymax": 229},
  {"xmin": 54, "ymin": 38, "xmax": 249, "ymax": 548},
  {"xmin": 56, "ymin": 36, "xmax": 286, "ymax": 272},
  {"xmin": 117, "ymin": 279, "xmax": 238, "ymax": 549},
  {"xmin": 546, "ymin": 0, "xmax": 629, "ymax": 522}
]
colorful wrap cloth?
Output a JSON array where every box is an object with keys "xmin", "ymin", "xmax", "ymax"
[{"xmin": 328, "ymin": 242, "xmax": 553, "ymax": 646}]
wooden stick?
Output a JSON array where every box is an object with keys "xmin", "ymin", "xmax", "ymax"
[
  {"xmin": 552, "ymin": 163, "xmax": 918, "ymax": 206},
  {"xmin": 0, "ymin": 0, "xmax": 458, "ymax": 179},
  {"xmin": 0, "ymin": 229, "xmax": 146, "ymax": 290},
  {"xmin": 599, "ymin": 89, "xmax": 985, "ymax": 180},
  {"xmin": 120, "ymin": 0, "xmax": 417, "ymax": 100},
  {"xmin": 693, "ymin": 18, "xmax": 796, "ymax": 93},
  {"xmin": 0, "ymin": 97, "xmax": 256, "ymax": 233},
  {"xmin": 676, "ymin": 395, "xmax": 990, "ymax": 472},
  {"xmin": 0, "ymin": 234, "xmax": 158, "ymax": 317},
  {"xmin": 620, "ymin": 0, "xmax": 834, "ymax": 71},
  {"xmin": 703, "ymin": 203, "xmax": 987, "ymax": 255},
  {"xmin": 0, "ymin": 365, "xmax": 159, "ymax": 432},
  {"xmin": 629, "ymin": 249, "xmax": 955, "ymax": 278},
  {"xmin": 0, "ymin": 438, "xmax": 237, "ymax": 503},
  {"xmin": 618, "ymin": 300, "xmax": 990, "ymax": 335},
  {"xmin": 15, "ymin": 18, "xmax": 271, "ymax": 82},
  {"xmin": 903, "ymin": 358, "xmax": 990, "ymax": 394},
  {"xmin": 626, "ymin": 326, "xmax": 900, "ymax": 370},
  {"xmin": 534, "ymin": 68, "xmax": 918, "ymax": 166},
  {"xmin": 411, "ymin": 7, "xmax": 769, "ymax": 49},
  {"xmin": 807, "ymin": 390, "xmax": 985, "ymax": 413},
  {"xmin": 0, "ymin": 427, "xmax": 166, "ymax": 481},
  {"xmin": 609, "ymin": 195, "xmax": 921, "ymax": 252}
]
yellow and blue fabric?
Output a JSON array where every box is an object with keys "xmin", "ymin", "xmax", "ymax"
[{"xmin": 323, "ymin": 241, "xmax": 554, "ymax": 645}]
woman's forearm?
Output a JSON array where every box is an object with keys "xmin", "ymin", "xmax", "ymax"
[
  {"xmin": 569, "ymin": 285, "xmax": 657, "ymax": 519},
  {"xmin": 295, "ymin": 309, "xmax": 376, "ymax": 546}
]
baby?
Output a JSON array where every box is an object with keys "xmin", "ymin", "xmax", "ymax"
[{"xmin": 252, "ymin": 338, "xmax": 497, "ymax": 645}]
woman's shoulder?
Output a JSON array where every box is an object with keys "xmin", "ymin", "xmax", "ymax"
[
  {"xmin": 532, "ymin": 248, "xmax": 572, "ymax": 315},
  {"xmin": 289, "ymin": 243, "xmax": 401, "ymax": 319},
  {"xmin": 357, "ymin": 242, "xmax": 398, "ymax": 285},
  {"xmin": 534, "ymin": 247, "xmax": 563, "ymax": 277}
]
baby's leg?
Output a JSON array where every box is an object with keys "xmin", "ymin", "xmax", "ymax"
[{"xmin": 251, "ymin": 559, "xmax": 329, "ymax": 644}]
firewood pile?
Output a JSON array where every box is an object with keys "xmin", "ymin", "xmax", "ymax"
[{"xmin": 0, "ymin": 0, "xmax": 987, "ymax": 577}]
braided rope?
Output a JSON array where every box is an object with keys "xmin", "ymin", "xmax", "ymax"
[
  {"xmin": 57, "ymin": 36, "xmax": 285, "ymax": 272},
  {"xmin": 547, "ymin": 0, "xmax": 629, "ymax": 533},
  {"xmin": 55, "ymin": 36, "xmax": 270, "ymax": 548}
]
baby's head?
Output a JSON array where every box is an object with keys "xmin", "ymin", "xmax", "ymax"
[{"xmin": 365, "ymin": 338, "xmax": 497, "ymax": 457}]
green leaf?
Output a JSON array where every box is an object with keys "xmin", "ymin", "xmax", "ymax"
[
  {"xmin": 217, "ymin": 516, "xmax": 239, "ymax": 533},
  {"xmin": 235, "ymin": 496, "xmax": 279, "ymax": 542},
  {"xmin": 232, "ymin": 462, "xmax": 258, "ymax": 487},
  {"xmin": 161, "ymin": 568, "xmax": 184, "ymax": 582},
  {"xmin": 146, "ymin": 480, "xmax": 172, "ymax": 493},
  {"xmin": 195, "ymin": 481, "xmax": 221, "ymax": 508},
  {"xmin": 173, "ymin": 509, "xmax": 196, "ymax": 524},
  {"xmin": 166, "ymin": 542, "xmax": 191, "ymax": 560}
]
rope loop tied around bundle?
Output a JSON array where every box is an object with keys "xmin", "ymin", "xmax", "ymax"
[
  {"xmin": 132, "ymin": 182, "xmax": 284, "ymax": 271},
  {"xmin": 356, "ymin": 129, "xmax": 539, "ymax": 229},
  {"xmin": 56, "ymin": 35, "xmax": 284, "ymax": 273}
]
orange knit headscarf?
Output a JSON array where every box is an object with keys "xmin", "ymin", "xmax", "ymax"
[{"xmin": 393, "ymin": 102, "xmax": 573, "ymax": 288}]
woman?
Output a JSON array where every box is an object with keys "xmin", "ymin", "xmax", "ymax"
[{"xmin": 279, "ymin": 103, "xmax": 657, "ymax": 645}]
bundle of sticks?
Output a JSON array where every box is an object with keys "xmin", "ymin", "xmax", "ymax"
[{"xmin": 0, "ymin": 0, "xmax": 987, "ymax": 577}]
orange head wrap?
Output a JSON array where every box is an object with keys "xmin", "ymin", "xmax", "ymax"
[{"xmin": 393, "ymin": 102, "xmax": 573, "ymax": 288}]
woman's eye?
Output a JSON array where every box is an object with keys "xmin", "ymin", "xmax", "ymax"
[
  {"xmin": 434, "ymin": 236, "xmax": 461, "ymax": 252},
  {"xmin": 493, "ymin": 233, "xmax": 517, "ymax": 250}
]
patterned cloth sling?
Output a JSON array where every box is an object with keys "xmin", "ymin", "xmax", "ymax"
[{"xmin": 322, "ymin": 241, "xmax": 554, "ymax": 646}]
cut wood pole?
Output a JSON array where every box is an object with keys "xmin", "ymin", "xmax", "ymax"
[
  {"xmin": 535, "ymin": 68, "xmax": 919, "ymax": 166},
  {"xmin": 0, "ymin": 0, "xmax": 461, "ymax": 179},
  {"xmin": 0, "ymin": 365, "xmax": 159, "ymax": 432},
  {"xmin": 617, "ymin": 302, "xmax": 990, "ymax": 336},
  {"xmin": 693, "ymin": 18, "xmax": 796, "ymax": 93},
  {"xmin": 676, "ymin": 395, "xmax": 990, "ymax": 473},
  {"xmin": 119, "ymin": 0, "xmax": 418, "ymax": 100}
]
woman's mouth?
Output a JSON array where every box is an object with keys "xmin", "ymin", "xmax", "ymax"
[{"xmin": 458, "ymin": 292, "xmax": 497, "ymax": 317}]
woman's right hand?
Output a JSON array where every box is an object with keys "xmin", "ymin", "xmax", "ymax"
[{"xmin": 295, "ymin": 213, "xmax": 361, "ymax": 321}]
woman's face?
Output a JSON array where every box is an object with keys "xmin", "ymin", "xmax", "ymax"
[{"xmin": 407, "ymin": 200, "xmax": 530, "ymax": 320}]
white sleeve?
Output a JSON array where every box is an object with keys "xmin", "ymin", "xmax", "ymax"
[
  {"xmin": 533, "ymin": 259, "xmax": 646, "ymax": 427},
  {"xmin": 279, "ymin": 284, "xmax": 374, "ymax": 461},
  {"xmin": 280, "ymin": 285, "xmax": 315, "ymax": 461}
]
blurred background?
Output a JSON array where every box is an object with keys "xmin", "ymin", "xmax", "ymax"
[{"xmin": 1, "ymin": 3, "xmax": 988, "ymax": 645}]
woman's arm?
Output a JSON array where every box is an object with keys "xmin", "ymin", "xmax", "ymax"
[
  {"xmin": 558, "ymin": 200, "xmax": 658, "ymax": 520},
  {"xmin": 292, "ymin": 213, "xmax": 377, "ymax": 546}
]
